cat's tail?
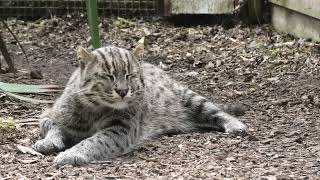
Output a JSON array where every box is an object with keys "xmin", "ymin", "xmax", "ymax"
[
  {"xmin": 220, "ymin": 103, "xmax": 247, "ymax": 117},
  {"xmin": 176, "ymin": 86, "xmax": 248, "ymax": 135}
]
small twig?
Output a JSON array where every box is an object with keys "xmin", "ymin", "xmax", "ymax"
[
  {"xmin": 1, "ymin": 176, "xmax": 13, "ymax": 180},
  {"xmin": 15, "ymin": 121, "xmax": 39, "ymax": 126},
  {"xmin": 16, "ymin": 144, "xmax": 44, "ymax": 157},
  {"xmin": 90, "ymin": 160, "xmax": 113, "ymax": 165},
  {"xmin": 16, "ymin": 122, "xmax": 39, "ymax": 126},
  {"xmin": 14, "ymin": 118, "xmax": 39, "ymax": 125},
  {"xmin": 15, "ymin": 118, "xmax": 39, "ymax": 123},
  {"xmin": 284, "ymin": 72, "xmax": 299, "ymax": 76},
  {"xmin": 240, "ymin": 56, "xmax": 252, "ymax": 61},
  {"xmin": 229, "ymin": 37, "xmax": 237, "ymax": 43}
]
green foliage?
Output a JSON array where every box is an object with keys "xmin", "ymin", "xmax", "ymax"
[
  {"xmin": 114, "ymin": 17, "xmax": 135, "ymax": 29},
  {"xmin": 270, "ymin": 48, "xmax": 281, "ymax": 58},
  {"xmin": 0, "ymin": 81, "xmax": 62, "ymax": 104},
  {"xmin": 0, "ymin": 117, "xmax": 15, "ymax": 129},
  {"xmin": 0, "ymin": 82, "xmax": 61, "ymax": 93}
]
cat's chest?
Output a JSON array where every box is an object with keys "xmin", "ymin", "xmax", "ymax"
[
  {"xmin": 65, "ymin": 113, "xmax": 116, "ymax": 139},
  {"xmin": 77, "ymin": 110, "xmax": 132, "ymax": 132},
  {"xmin": 89, "ymin": 114, "xmax": 121, "ymax": 132}
]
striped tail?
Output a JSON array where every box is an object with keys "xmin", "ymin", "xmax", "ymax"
[
  {"xmin": 220, "ymin": 103, "xmax": 247, "ymax": 117},
  {"xmin": 180, "ymin": 88, "xmax": 247, "ymax": 135}
]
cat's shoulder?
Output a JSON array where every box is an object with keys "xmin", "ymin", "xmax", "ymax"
[
  {"xmin": 141, "ymin": 61, "xmax": 157, "ymax": 68},
  {"xmin": 141, "ymin": 62, "xmax": 164, "ymax": 74}
]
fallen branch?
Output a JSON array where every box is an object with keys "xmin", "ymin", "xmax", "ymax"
[
  {"xmin": 90, "ymin": 160, "xmax": 113, "ymax": 165},
  {"xmin": 0, "ymin": 32, "xmax": 16, "ymax": 73},
  {"xmin": 1, "ymin": 19, "xmax": 29, "ymax": 65},
  {"xmin": 16, "ymin": 144, "xmax": 44, "ymax": 157}
]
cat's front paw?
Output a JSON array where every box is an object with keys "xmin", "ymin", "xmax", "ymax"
[
  {"xmin": 54, "ymin": 150, "xmax": 89, "ymax": 167},
  {"xmin": 33, "ymin": 138, "xmax": 65, "ymax": 154},
  {"xmin": 224, "ymin": 120, "xmax": 248, "ymax": 136}
]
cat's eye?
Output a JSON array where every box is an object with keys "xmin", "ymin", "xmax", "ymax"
[
  {"xmin": 96, "ymin": 73, "xmax": 114, "ymax": 82},
  {"xmin": 125, "ymin": 73, "xmax": 137, "ymax": 80},
  {"xmin": 106, "ymin": 74, "xmax": 115, "ymax": 81},
  {"xmin": 125, "ymin": 74, "xmax": 131, "ymax": 80}
]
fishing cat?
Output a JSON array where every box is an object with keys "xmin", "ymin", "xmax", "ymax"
[{"xmin": 33, "ymin": 43, "xmax": 247, "ymax": 166}]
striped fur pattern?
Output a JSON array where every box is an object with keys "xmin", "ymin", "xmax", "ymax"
[{"xmin": 33, "ymin": 46, "xmax": 247, "ymax": 166}]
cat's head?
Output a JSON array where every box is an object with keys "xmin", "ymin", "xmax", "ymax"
[{"xmin": 76, "ymin": 43, "xmax": 145, "ymax": 110}]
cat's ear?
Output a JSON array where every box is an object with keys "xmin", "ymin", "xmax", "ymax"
[
  {"xmin": 133, "ymin": 37, "xmax": 145, "ymax": 59},
  {"xmin": 77, "ymin": 46, "xmax": 96, "ymax": 68}
]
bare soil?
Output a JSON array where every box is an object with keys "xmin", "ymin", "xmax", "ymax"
[{"xmin": 1, "ymin": 16, "xmax": 320, "ymax": 179}]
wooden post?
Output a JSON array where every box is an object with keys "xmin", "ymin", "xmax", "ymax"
[{"xmin": 247, "ymin": 0, "xmax": 262, "ymax": 24}]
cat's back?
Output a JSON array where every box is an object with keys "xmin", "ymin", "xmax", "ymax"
[
  {"xmin": 141, "ymin": 61, "xmax": 177, "ymax": 97},
  {"xmin": 141, "ymin": 62, "xmax": 165, "ymax": 80},
  {"xmin": 140, "ymin": 62, "xmax": 192, "ymax": 133}
]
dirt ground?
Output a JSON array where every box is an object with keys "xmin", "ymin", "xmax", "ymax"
[{"xmin": 1, "ymin": 15, "xmax": 320, "ymax": 179}]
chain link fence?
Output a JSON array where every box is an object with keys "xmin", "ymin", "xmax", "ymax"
[{"xmin": 0, "ymin": 0, "xmax": 160, "ymax": 19}]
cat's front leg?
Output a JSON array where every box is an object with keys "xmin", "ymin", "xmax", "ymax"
[
  {"xmin": 54, "ymin": 124, "xmax": 137, "ymax": 166},
  {"xmin": 33, "ymin": 117, "xmax": 66, "ymax": 154}
]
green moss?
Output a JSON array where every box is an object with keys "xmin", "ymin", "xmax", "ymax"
[{"xmin": 0, "ymin": 117, "xmax": 16, "ymax": 129}]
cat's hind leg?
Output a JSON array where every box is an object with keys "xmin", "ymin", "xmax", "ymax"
[{"xmin": 33, "ymin": 117, "xmax": 66, "ymax": 154}]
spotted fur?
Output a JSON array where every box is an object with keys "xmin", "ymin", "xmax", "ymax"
[{"xmin": 33, "ymin": 45, "xmax": 247, "ymax": 166}]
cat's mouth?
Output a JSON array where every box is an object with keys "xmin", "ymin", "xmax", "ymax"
[
  {"xmin": 108, "ymin": 95, "xmax": 130, "ymax": 109},
  {"xmin": 114, "ymin": 96, "xmax": 130, "ymax": 101},
  {"xmin": 109, "ymin": 101, "xmax": 129, "ymax": 109}
]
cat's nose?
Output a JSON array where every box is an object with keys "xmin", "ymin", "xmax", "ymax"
[{"xmin": 115, "ymin": 89, "xmax": 129, "ymax": 98}]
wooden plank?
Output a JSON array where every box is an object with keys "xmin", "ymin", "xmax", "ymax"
[
  {"xmin": 270, "ymin": 0, "xmax": 320, "ymax": 20},
  {"xmin": 272, "ymin": 5, "xmax": 320, "ymax": 41},
  {"xmin": 170, "ymin": 0, "xmax": 235, "ymax": 14}
]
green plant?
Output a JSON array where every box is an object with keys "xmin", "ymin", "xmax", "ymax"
[
  {"xmin": 86, "ymin": 0, "xmax": 101, "ymax": 49},
  {"xmin": 0, "ymin": 82, "xmax": 62, "ymax": 104},
  {"xmin": 0, "ymin": 117, "xmax": 15, "ymax": 129}
]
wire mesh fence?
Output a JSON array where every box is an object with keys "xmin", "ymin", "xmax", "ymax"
[{"xmin": 0, "ymin": 0, "xmax": 160, "ymax": 19}]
